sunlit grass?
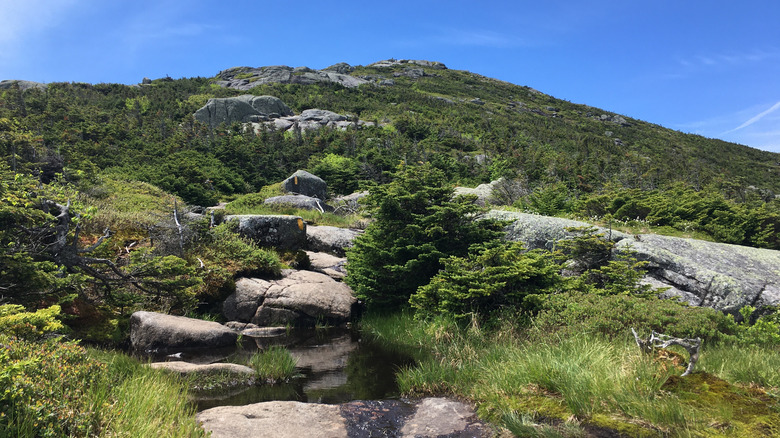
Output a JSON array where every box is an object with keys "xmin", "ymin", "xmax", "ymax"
[
  {"xmin": 248, "ymin": 345, "xmax": 299, "ymax": 382},
  {"xmin": 362, "ymin": 313, "xmax": 780, "ymax": 437}
]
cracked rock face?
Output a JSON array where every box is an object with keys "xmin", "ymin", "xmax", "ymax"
[
  {"xmin": 223, "ymin": 270, "xmax": 356, "ymax": 326},
  {"xmin": 489, "ymin": 210, "xmax": 780, "ymax": 314},
  {"xmin": 214, "ymin": 65, "xmax": 369, "ymax": 91},
  {"xmin": 193, "ymin": 95, "xmax": 293, "ymax": 128}
]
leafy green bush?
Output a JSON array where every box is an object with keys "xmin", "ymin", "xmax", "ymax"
[
  {"xmin": 190, "ymin": 223, "xmax": 281, "ymax": 304},
  {"xmin": 735, "ymin": 306, "xmax": 780, "ymax": 346},
  {"xmin": 224, "ymin": 182, "xmax": 286, "ymax": 213},
  {"xmin": 0, "ymin": 337, "xmax": 105, "ymax": 437},
  {"xmin": 410, "ymin": 242, "xmax": 561, "ymax": 320},
  {"xmin": 0, "ymin": 305, "xmax": 65, "ymax": 339},
  {"xmin": 346, "ymin": 163, "xmax": 503, "ymax": 309}
]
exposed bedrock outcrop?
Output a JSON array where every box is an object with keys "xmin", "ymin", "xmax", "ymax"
[
  {"xmin": 306, "ymin": 225, "xmax": 361, "ymax": 257},
  {"xmin": 223, "ymin": 270, "xmax": 356, "ymax": 326},
  {"xmin": 487, "ymin": 210, "xmax": 780, "ymax": 313},
  {"xmin": 194, "ymin": 94, "xmax": 293, "ymax": 128},
  {"xmin": 197, "ymin": 397, "xmax": 490, "ymax": 438},
  {"xmin": 215, "ymin": 65, "xmax": 369, "ymax": 91}
]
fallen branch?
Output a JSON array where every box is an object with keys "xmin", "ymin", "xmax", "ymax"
[{"xmin": 631, "ymin": 328, "xmax": 702, "ymax": 376}]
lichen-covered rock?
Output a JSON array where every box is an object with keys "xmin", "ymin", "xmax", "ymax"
[
  {"xmin": 0, "ymin": 80, "xmax": 47, "ymax": 91},
  {"xmin": 282, "ymin": 170, "xmax": 328, "ymax": 200},
  {"xmin": 264, "ymin": 194, "xmax": 334, "ymax": 212},
  {"xmin": 617, "ymin": 234, "xmax": 780, "ymax": 313},
  {"xmin": 214, "ymin": 65, "xmax": 368, "ymax": 91},
  {"xmin": 224, "ymin": 270, "xmax": 356, "ymax": 326},
  {"xmin": 486, "ymin": 210, "xmax": 628, "ymax": 250},
  {"xmin": 224, "ymin": 214, "xmax": 307, "ymax": 249},
  {"xmin": 490, "ymin": 209, "xmax": 780, "ymax": 313},
  {"xmin": 129, "ymin": 311, "xmax": 238, "ymax": 353},
  {"xmin": 306, "ymin": 225, "xmax": 360, "ymax": 256}
]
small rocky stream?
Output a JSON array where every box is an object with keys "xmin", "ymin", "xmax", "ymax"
[{"xmin": 143, "ymin": 326, "xmax": 491, "ymax": 437}]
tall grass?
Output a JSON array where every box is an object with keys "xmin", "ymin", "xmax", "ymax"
[
  {"xmin": 87, "ymin": 350, "xmax": 208, "ymax": 437},
  {"xmin": 248, "ymin": 346, "xmax": 298, "ymax": 382},
  {"xmin": 363, "ymin": 313, "xmax": 780, "ymax": 437}
]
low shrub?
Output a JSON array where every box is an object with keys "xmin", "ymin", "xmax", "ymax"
[
  {"xmin": 0, "ymin": 337, "xmax": 105, "ymax": 437},
  {"xmin": 530, "ymin": 292, "xmax": 737, "ymax": 342}
]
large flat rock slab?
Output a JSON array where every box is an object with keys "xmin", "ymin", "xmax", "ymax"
[
  {"xmin": 619, "ymin": 234, "xmax": 780, "ymax": 312},
  {"xmin": 198, "ymin": 398, "xmax": 491, "ymax": 438},
  {"xmin": 489, "ymin": 209, "xmax": 780, "ymax": 313},
  {"xmin": 130, "ymin": 311, "xmax": 238, "ymax": 353},
  {"xmin": 197, "ymin": 401, "xmax": 345, "ymax": 438},
  {"xmin": 225, "ymin": 214, "xmax": 307, "ymax": 249}
]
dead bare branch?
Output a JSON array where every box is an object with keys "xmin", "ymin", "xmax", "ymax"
[{"xmin": 631, "ymin": 328, "xmax": 702, "ymax": 376}]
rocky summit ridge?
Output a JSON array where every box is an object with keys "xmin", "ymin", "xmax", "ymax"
[{"xmin": 212, "ymin": 59, "xmax": 447, "ymax": 91}]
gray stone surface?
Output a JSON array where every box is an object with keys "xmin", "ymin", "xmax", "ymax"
[
  {"xmin": 489, "ymin": 209, "xmax": 780, "ymax": 313},
  {"xmin": 264, "ymin": 194, "xmax": 333, "ymax": 212},
  {"xmin": 225, "ymin": 214, "xmax": 307, "ymax": 249},
  {"xmin": 369, "ymin": 59, "xmax": 447, "ymax": 69},
  {"xmin": 194, "ymin": 95, "xmax": 292, "ymax": 128},
  {"xmin": 306, "ymin": 225, "xmax": 360, "ymax": 256},
  {"xmin": 129, "ymin": 311, "xmax": 238, "ymax": 353},
  {"xmin": 0, "ymin": 80, "xmax": 47, "ymax": 91},
  {"xmin": 282, "ymin": 170, "xmax": 328, "ymax": 200},
  {"xmin": 401, "ymin": 397, "xmax": 490, "ymax": 437},
  {"xmin": 149, "ymin": 361, "xmax": 255, "ymax": 375},
  {"xmin": 197, "ymin": 397, "xmax": 489, "ymax": 438},
  {"xmin": 305, "ymin": 251, "xmax": 347, "ymax": 280},
  {"xmin": 214, "ymin": 65, "xmax": 368, "ymax": 91},
  {"xmin": 486, "ymin": 210, "xmax": 628, "ymax": 251},
  {"xmin": 616, "ymin": 234, "xmax": 780, "ymax": 313},
  {"xmin": 225, "ymin": 270, "xmax": 356, "ymax": 326},
  {"xmin": 198, "ymin": 401, "xmax": 346, "ymax": 438}
]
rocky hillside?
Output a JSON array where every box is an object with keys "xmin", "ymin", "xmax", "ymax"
[{"xmin": 2, "ymin": 58, "xmax": 779, "ymax": 208}]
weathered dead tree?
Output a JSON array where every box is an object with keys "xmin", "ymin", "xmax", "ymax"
[
  {"xmin": 42, "ymin": 199, "xmax": 153, "ymax": 296},
  {"xmin": 631, "ymin": 328, "xmax": 702, "ymax": 376}
]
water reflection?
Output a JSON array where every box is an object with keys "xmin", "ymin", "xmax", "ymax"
[{"xmin": 148, "ymin": 327, "xmax": 416, "ymax": 411}]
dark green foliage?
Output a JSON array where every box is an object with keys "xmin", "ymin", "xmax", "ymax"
[
  {"xmin": 309, "ymin": 153, "xmax": 361, "ymax": 195},
  {"xmin": 575, "ymin": 184, "xmax": 780, "ymax": 249},
  {"xmin": 410, "ymin": 241, "xmax": 562, "ymax": 320},
  {"xmin": 345, "ymin": 163, "xmax": 503, "ymax": 310}
]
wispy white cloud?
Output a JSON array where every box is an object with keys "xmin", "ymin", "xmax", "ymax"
[
  {"xmin": 678, "ymin": 48, "xmax": 780, "ymax": 69},
  {"xmin": 723, "ymin": 101, "xmax": 780, "ymax": 134}
]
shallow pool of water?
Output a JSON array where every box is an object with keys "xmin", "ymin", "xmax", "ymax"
[{"xmin": 147, "ymin": 327, "xmax": 416, "ymax": 411}]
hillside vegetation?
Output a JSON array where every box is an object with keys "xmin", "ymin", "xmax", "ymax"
[{"xmin": 2, "ymin": 60, "xmax": 780, "ymax": 437}]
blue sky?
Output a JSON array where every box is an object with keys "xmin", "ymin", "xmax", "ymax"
[{"xmin": 2, "ymin": 0, "xmax": 779, "ymax": 153}]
